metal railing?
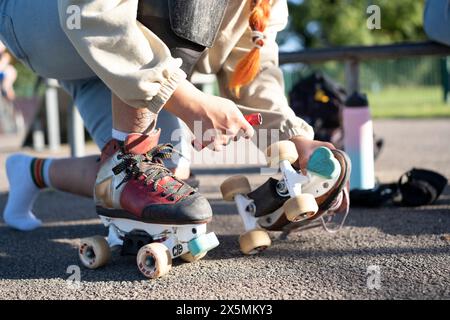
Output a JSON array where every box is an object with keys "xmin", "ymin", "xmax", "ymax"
[{"xmin": 279, "ymin": 41, "xmax": 450, "ymax": 94}]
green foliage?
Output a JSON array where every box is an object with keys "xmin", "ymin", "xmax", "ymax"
[
  {"xmin": 13, "ymin": 62, "xmax": 39, "ymax": 98},
  {"xmin": 288, "ymin": 0, "xmax": 427, "ymax": 48},
  {"xmin": 368, "ymin": 86, "xmax": 450, "ymax": 118}
]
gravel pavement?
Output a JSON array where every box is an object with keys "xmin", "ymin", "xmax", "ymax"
[{"xmin": 0, "ymin": 119, "xmax": 449, "ymax": 300}]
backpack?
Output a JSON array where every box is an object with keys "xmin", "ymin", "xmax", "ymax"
[
  {"xmin": 289, "ymin": 71, "xmax": 347, "ymax": 147},
  {"xmin": 289, "ymin": 71, "xmax": 384, "ymax": 157}
]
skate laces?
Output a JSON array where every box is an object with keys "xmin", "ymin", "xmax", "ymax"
[
  {"xmin": 320, "ymin": 188, "xmax": 350, "ymax": 234},
  {"xmin": 112, "ymin": 144, "xmax": 194, "ymax": 199}
]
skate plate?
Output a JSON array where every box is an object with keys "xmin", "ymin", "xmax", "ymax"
[{"xmin": 78, "ymin": 215, "xmax": 219, "ymax": 279}]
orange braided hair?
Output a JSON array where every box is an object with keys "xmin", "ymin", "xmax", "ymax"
[{"xmin": 229, "ymin": 0, "xmax": 272, "ymax": 98}]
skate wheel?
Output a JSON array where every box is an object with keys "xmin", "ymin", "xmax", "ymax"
[
  {"xmin": 239, "ymin": 229, "xmax": 271, "ymax": 255},
  {"xmin": 180, "ymin": 252, "xmax": 207, "ymax": 263},
  {"xmin": 283, "ymin": 194, "xmax": 319, "ymax": 222},
  {"xmin": 79, "ymin": 236, "xmax": 111, "ymax": 269},
  {"xmin": 137, "ymin": 242, "xmax": 172, "ymax": 279},
  {"xmin": 220, "ymin": 175, "xmax": 251, "ymax": 201},
  {"xmin": 265, "ymin": 141, "xmax": 298, "ymax": 168}
]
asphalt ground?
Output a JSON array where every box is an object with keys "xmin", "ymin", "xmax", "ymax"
[{"xmin": 0, "ymin": 119, "xmax": 449, "ymax": 300}]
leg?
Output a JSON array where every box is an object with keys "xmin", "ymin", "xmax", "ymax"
[
  {"xmin": 49, "ymin": 156, "xmax": 100, "ymax": 198},
  {"xmin": 1, "ymin": 0, "xmax": 196, "ymax": 229},
  {"xmin": 47, "ymin": 80, "xmax": 159, "ymax": 198},
  {"xmin": 157, "ymin": 109, "xmax": 192, "ymax": 179},
  {"xmin": 111, "ymin": 93, "xmax": 157, "ymax": 135},
  {"xmin": 111, "ymin": 93, "xmax": 191, "ymax": 179},
  {"xmin": 3, "ymin": 78, "xmax": 195, "ymax": 230}
]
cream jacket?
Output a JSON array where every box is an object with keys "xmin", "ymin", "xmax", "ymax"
[{"xmin": 59, "ymin": 0, "xmax": 314, "ymax": 140}]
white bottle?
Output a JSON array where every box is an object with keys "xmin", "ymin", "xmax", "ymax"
[{"xmin": 343, "ymin": 92, "xmax": 375, "ymax": 190}]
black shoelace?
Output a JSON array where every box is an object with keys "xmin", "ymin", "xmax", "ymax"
[{"xmin": 112, "ymin": 144, "xmax": 194, "ymax": 199}]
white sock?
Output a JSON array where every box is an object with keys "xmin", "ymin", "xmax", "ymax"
[
  {"xmin": 42, "ymin": 159, "xmax": 53, "ymax": 189},
  {"xmin": 3, "ymin": 154, "xmax": 48, "ymax": 231},
  {"xmin": 112, "ymin": 128, "xmax": 129, "ymax": 142}
]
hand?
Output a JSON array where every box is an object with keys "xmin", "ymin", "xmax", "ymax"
[
  {"xmin": 290, "ymin": 136, "xmax": 336, "ymax": 171},
  {"xmin": 164, "ymin": 80, "xmax": 254, "ymax": 150}
]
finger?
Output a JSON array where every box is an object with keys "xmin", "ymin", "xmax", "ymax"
[
  {"xmin": 224, "ymin": 138, "xmax": 233, "ymax": 146},
  {"xmin": 213, "ymin": 136, "xmax": 228, "ymax": 151},
  {"xmin": 241, "ymin": 121, "xmax": 255, "ymax": 139},
  {"xmin": 321, "ymin": 142, "xmax": 336, "ymax": 150},
  {"xmin": 192, "ymin": 139, "xmax": 205, "ymax": 151},
  {"xmin": 233, "ymin": 130, "xmax": 245, "ymax": 142},
  {"xmin": 210, "ymin": 134, "xmax": 230, "ymax": 152},
  {"xmin": 213, "ymin": 144, "xmax": 224, "ymax": 152}
]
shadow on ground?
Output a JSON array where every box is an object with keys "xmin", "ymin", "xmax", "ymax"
[
  {"xmin": 0, "ymin": 184, "xmax": 449, "ymax": 283},
  {"xmin": 1, "ymin": 220, "xmax": 449, "ymax": 283},
  {"xmin": 209, "ymin": 185, "xmax": 450, "ymax": 236}
]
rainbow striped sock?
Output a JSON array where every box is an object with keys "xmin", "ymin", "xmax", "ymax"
[{"xmin": 30, "ymin": 158, "xmax": 51, "ymax": 189}]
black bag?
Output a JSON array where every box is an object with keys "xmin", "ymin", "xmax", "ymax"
[
  {"xmin": 289, "ymin": 71, "xmax": 347, "ymax": 147},
  {"xmin": 289, "ymin": 71, "xmax": 384, "ymax": 157},
  {"xmin": 350, "ymin": 168, "xmax": 448, "ymax": 208}
]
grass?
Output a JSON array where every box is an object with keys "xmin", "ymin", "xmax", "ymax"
[{"xmin": 368, "ymin": 86, "xmax": 450, "ymax": 119}]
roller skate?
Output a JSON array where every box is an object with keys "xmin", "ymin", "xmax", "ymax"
[
  {"xmin": 78, "ymin": 130, "xmax": 219, "ymax": 279},
  {"xmin": 220, "ymin": 141, "xmax": 351, "ymax": 255}
]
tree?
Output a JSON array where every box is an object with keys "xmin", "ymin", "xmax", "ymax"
[{"xmin": 287, "ymin": 0, "xmax": 426, "ymax": 48}]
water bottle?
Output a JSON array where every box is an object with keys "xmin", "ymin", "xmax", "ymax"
[{"xmin": 343, "ymin": 92, "xmax": 375, "ymax": 190}]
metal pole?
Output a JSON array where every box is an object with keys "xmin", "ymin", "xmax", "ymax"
[
  {"xmin": 345, "ymin": 59, "xmax": 360, "ymax": 94},
  {"xmin": 32, "ymin": 120, "xmax": 45, "ymax": 152},
  {"xmin": 45, "ymin": 79, "xmax": 61, "ymax": 151},
  {"xmin": 440, "ymin": 56, "xmax": 450, "ymax": 104},
  {"xmin": 68, "ymin": 104, "xmax": 85, "ymax": 157}
]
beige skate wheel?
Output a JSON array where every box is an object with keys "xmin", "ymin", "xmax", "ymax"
[
  {"xmin": 180, "ymin": 252, "xmax": 207, "ymax": 263},
  {"xmin": 283, "ymin": 193, "xmax": 319, "ymax": 222},
  {"xmin": 239, "ymin": 229, "xmax": 271, "ymax": 255},
  {"xmin": 137, "ymin": 242, "xmax": 172, "ymax": 279},
  {"xmin": 79, "ymin": 236, "xmax": 111, "ymax": 269},
  {"xmin": 220, "ymin": 175, "xmax": 251, "ymax": 201},
  {"xmin": 265, "ymin": 141, "xmax": 298, "ymax": 168}
]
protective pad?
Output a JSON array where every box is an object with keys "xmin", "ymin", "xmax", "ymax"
[{"xmin": 169, "ymin": 0, "xmax": 229, "ymax": 47}]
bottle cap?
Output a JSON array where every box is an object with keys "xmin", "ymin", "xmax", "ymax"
[{"xmin": 345, "ymin": 92, "xmax": 369, "ymax": 107}]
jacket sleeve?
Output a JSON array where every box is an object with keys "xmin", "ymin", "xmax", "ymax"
[
  {"xmin": 58, "ymin": 0, "xmax": 186, "ymax": 113},
  {"xmin": 216, "ymin": 0, "xmax": 314, "ymax": 142}
]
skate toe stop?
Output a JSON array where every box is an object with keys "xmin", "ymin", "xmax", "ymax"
[
  {"xmin": 307, "ymin": 147, "xmax": 340, "ymax": 179},
  {"xmin": 188, "ymin": 233, "xmax": 219, "ymax": 257}
]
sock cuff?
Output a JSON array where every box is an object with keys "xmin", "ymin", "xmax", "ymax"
[
  {"xmin": 42, "ymin": 159, "xmax": 53, "ymax": 189},
  {"xmin": 112, "ymin": 129, "xmax": 129, "ymax": 142},
  {"xmin": 30, "ymin": 158, "xmax": 52, "ymax": 189}
]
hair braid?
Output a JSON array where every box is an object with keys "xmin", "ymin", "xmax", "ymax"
[{"xmin": 229, "ymin": 0, "xmax": 272, "ymax": 97}]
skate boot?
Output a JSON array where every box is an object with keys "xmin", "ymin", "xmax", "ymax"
[
  {"xmin": 78, "ymin": 130, "xmax": 219, "ymax": 279},
  {"xmin": 220, "ymin": 141, "xmax": 351, "ymax": 255}
]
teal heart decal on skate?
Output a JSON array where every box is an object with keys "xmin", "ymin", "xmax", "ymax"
[{"xmin": 307, "ymin": 147, "xmax": 340, "ymax": 179}]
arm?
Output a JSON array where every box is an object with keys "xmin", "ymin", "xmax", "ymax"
[
  {"xmin": 217, "ymin": 0, "xmax": 314, "ymax": 143},
  {"xmin": 58, "ymin": 0, "xmax": 186, "ymax": 113}
]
